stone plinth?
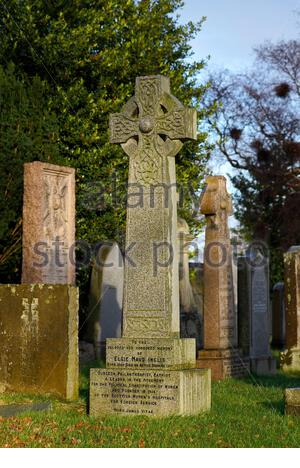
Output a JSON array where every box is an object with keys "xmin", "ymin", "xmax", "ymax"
[
  {"xmin": 196, "ymin": 349, "xmax": 249, "ymax": 380},
  {"xmin": 281, "ymin": 246, "xmax": 300, "ymax": 371},
  {"xmin": 22, "ymin": 161, "xmax": 75, "ymax": 285},
  {"xmin": 238, "ymin": 254, "xmax": 276, "ymax": 375},
  {"xmin": 89, "ymin": 75, "xmax": 211, "ymax": 417},
  {"xmin": 0, "ymin": 284, "xmax": 78, "ymax": 400},
  {"xmin": 90, "ymin": 367, "xmax": 210, "ymax": 417},
  {"xmin": 196, "ymin": 176, "xmax": 249, "ymax": 380},
  {"xmin": 285, "ymin": 387, "xmax": 300, "ymax": 416}
]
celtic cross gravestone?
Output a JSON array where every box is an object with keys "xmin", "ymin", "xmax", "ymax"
[
  {"xmin": 197, "ymin": 176, "xmax": 249, "ymax": 379},
  {"xmin": 90, "ymin": 75, "xmax": 211, "ymax": 416}
]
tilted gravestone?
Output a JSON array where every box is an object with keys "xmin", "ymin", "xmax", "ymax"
[
  {"xmin": 0, "ymin": 162, "xmax": 79, "ymax": 400},
  {"xmin": 177, "ymin": 218, "xmax": 202, "ymax": 350},
  {"xmin": 89, "ymin": 75, "xmax": 211, "ymax": 417},
  {"xmin": 197, "ymin": 176, "xmax": 249, "ymax": 380},
  {"xmin": 85, "ymin": 241, "xmax": 123, "ymax": 358},
  {"xmin": 272, "ymin": 282, "xmax": 285, "ymax": 349},
  {"xmin": 281, "ymin": 246, "xmax": 300, "ymax": 371},
  {"xmin": 22, "ymin": 161, "xmax": 75, "ymax": 285},
  {"xmin": 238, "ymin": 249, "xmax": 276, "ymax": 375}
]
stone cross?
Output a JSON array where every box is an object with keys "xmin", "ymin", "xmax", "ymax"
[
  {"xmin": 197, "ymin": 176, "xmax": 249, "ymax": 380},
  {"xmin": 110, "ymin": 75, "xmax": 197, "ymax": 339},
  {"xmin": 200, "ymin": 175, "xmax": 236, "ymax": 349},
  {"xmin": 89, "ymin": 76, "xmax": 211, "ymax": 417}
]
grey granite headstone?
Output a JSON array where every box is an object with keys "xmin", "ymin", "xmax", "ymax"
[
  {"xmin": 85, "ymin": 242, "xmax": 123, "ymax": 358},
  {"xmin": 238, "ymin": 250, "xmax": 276, "ymax": 374}
]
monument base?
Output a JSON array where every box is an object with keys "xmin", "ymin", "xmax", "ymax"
[
  {"xmin": 250, "ymin": 356, "xmax": 277, "ymax": 375},
  {"xmin": 0, "ymin": 284, "xmax": 79, "ymax": 400},
  {"xmin": 196, "ymin": 349, "xmax": 250, "ymax": 380},
  {"xmin": 280, "ymin": 348, "xmax": 300, "ymax": 372},
  {"xmin": 89, "ymin": 367, "xmax": 211, "ymax": 417},
  {"xmin": 285, "ymin": 387, "xmax": 300, "ymax": 416}
]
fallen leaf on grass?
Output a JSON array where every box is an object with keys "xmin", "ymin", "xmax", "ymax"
[
  {"xmin": 119, "ymin": 427, "xmax": 132, "ymax": 433},
  {"xmin": 71, "ymin": 437, "xmax": 81, "ymax": 445},
  {"xmin": 138, "ymin": 439, "xmax": 145, "ymax": 448}
]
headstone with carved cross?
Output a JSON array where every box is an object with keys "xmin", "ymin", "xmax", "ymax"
[
  {"xmin": 196, "ymin": 176, "xmax": 250, "ymax": 380},
  {"xmin": 0, "ymin": 161, "xmax": 79, "ymax": 400},
  {"xmin": 90, "ymin": 75, "xmax": 211, "ymax": 417}
]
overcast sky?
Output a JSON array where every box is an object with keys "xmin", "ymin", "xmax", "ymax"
[{"xmin": 179, "ymin": 0, "xmax": 299, "ymax": 71}]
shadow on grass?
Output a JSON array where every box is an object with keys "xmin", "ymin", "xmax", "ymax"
[
  {"xmin": 239, "ymin": 370, "xmax": 300, "ymax": 391},
  {"xmin": 261, "ymin": 399, "xmax": 285, "ymax": 415}
]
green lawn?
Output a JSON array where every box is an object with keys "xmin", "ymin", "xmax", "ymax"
[{"xmin": 0, "ymin": 365, "xmax": 299, "ymax": 448}]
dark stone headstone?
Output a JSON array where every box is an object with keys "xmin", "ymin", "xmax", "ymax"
[
  {"xmin": 272, "ymin": 282, "xmax": 285, "ymax": 349},
  {"xmin": 238, "ymin": 252, "xmax": 276, "ymax": 375}
]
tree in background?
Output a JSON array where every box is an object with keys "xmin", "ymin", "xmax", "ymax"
[
  {"xmin": 0, "ymin": 64, "xmax": 60, "ymax": 282},
  {"xmin": 0, "ymin": 0, "xmax": 213, "ymax": 322},
  {"xmin": 205, "ymin": 39, "xmax": 300, "ymax": 285}
]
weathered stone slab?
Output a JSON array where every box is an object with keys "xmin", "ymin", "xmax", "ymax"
[
  {"xmin": 281, "ymin": 246, "xmax": 300, "ymax": 371},
  {"xmin": 22, "ymin": 161, "xmax": 75, "ymax": 285},
  {"xmin": 0, "ymin": 402, "xmax": 52, "ymax": 418},
  {"xmin": 285, "ymin": 387, "xmax": 300, "ymax": 416},
  {"xmin": 238, "ymin": 253, "xmax": 276, "ymax": 375},
  {"xmin": 90, "ymin": 368, "xmax": 210, "ymax": 417},
  {"xmin": 0, "ymin": 284, "xmax": 79, "ymax": 400},
  {"xmin": 106, "ymin": 338, "xmax": 195, "ymax": 370},
  {"xmin": 85, "ymin": 242, "xmax": 123, "ymax": 358}
]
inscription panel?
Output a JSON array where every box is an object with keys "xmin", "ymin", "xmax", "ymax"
[
  {"xmin": 90, "ymin": 368, "xmax": 210, "ymax": 417},
  {"xmin": 251, "ymin": 266, "xmax": 269, "ymax": 356},
  {"xmin": 106, "ymin": 338, "xmax": 195, "ymax": 369}
]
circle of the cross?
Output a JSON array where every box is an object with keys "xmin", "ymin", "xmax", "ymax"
[{"xmin": 109, "ymin": 76, "xmax": 197, "ymax": 160}]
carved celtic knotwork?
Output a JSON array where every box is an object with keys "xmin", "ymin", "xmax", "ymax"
[
  {"xmin": 133, "ymin": 135, "xmax": 161, "ymax": 184},
  {"xmin": 109, "ymin": 75, "xmax": 197, "ymax": 182},
  {"xmin": 110, "ymin": 114, "xmax": 138, "ymax": 144},
  {"xmin": 43, "ymin": 174, "xmax": 68, "ymax": 242},
  {"xmin": 137, "ymin": 77, "xmax": 160, "ymax": 115}
]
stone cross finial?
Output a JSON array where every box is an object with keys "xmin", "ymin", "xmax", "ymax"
[
  {"xmin": 109, "ymin": 75, "xmax": 197, "ymax": 338},
  {"xmin": 200, "ymin": 176, "xmax": 232, "ymax": 218},
  {"xmin": 110, "ymin": 75, "xmax": 197, "ymax": 185}
]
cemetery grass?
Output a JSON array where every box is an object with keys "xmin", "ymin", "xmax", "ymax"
[{"xmin": 0, "ymin": 364, "xmax": 300, "ymax": 448}]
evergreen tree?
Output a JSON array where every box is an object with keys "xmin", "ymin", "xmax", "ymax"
[{"xmin": 0, "ymin": 1, "xmax": 213, "ymax": 301}]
